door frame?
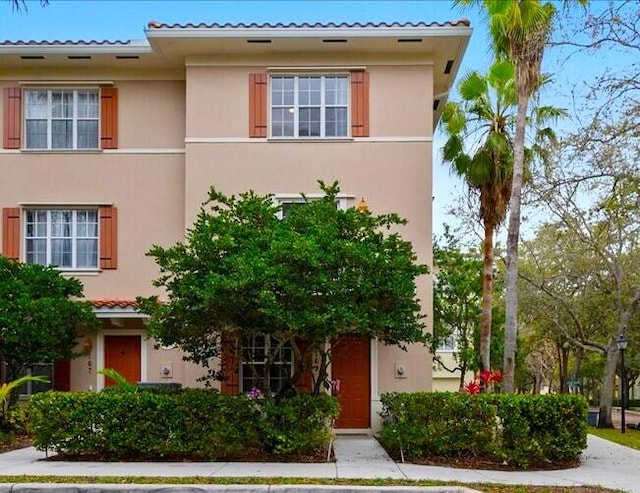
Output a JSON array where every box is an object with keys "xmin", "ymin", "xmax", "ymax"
[{"xmin": 96, "ymin": 329, "xmax": 147, "ymax": 391}]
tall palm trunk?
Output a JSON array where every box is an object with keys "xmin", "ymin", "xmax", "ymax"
[
  {"xmin": 480, "ymin": 220, "xmax": 495, "ymax": 378},
  {"xmin": 503, "ymin": 92, "xmax": 529, "ymax": 393}
]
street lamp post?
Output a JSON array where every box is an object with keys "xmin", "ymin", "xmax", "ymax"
[{"xmin": 616, "ymin": 335, "xmax": 628, "ymax": 434}]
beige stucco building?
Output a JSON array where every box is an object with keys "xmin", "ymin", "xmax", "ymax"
[{"xmin": 0, "ymin": 20, "xmax": 471, "ymax": 431}]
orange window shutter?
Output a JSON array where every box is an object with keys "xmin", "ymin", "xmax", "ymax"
[
  {"xmin": 99, "ymin": 207, "xmax": 118, "ymax": 269},
  {"xmin": 220, "ymin": 337, "xmax": 240, "ymax": 396},
  {"xmin": 100, "ymin": 86, "xmax": 118, "ymax": 149},
  {"xmin": 248, "ymin": 73, "xmax": 268, "ymax": 138},
  {"xmin": 350, "ymin": 71, "xmax": 370, "ymax": 137},
  {"xmin": 2, "ymin": 207, "xmax": 20, "ymax": 260},
  {"xmin": 3, "ymin": 87, "xmax": 22, "ymax": 149}
]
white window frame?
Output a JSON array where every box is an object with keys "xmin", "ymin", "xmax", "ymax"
[
  {"xmin": 269, "ymin": 74, "xmax": 350, "ymax": 139},
  {"xmin": 23, "ymin": 208, "xmax": 100, "ymax": 271},
  {"xmin": 436, "ymin": 331, "xmax": 458, "ymax": 352},
  {"xmin": 23, "ymin": 88, "xmax": 100, "ymax": 150},
  {"xmin": 274, "ymin": 194, "xmax": 348, "ymax": 219},
  {"xmin": 14, "ymin": 364, "xmax": 53, "ymax": 398},
  {"xmin": 240, "ymin": 335, "xmax": 294, "ymax": 394}
]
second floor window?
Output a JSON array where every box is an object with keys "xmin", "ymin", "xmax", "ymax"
[
  {"xmin": 25, "ymin": 209, "xmax": 99, "ymax": 269},
  {"xmin": 24, "ymin": 89, "xmax": 99, "ymax": 150},
  {"xmin": 271, "ymin": 75, "xmax": 349, "ymax": 138}
]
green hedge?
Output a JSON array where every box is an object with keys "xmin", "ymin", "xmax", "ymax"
[
  {"xmin": 379, "ymin": 392, "xmax": 587, "ymax": 469},
  {"xmin": 28, "ymin": 389, "xmax": 339, "ymax": 461},
  {"xmin": 612, "ymin": 398, "xmax": 640, "ymax": 408}
]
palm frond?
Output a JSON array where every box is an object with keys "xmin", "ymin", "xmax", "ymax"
[
  {"xmin": 97, "ymin": 368, "xmax": 138, "ymax": 393},
  {"xmin": 441, "ymin": 102, "xmax": 467, "ymax": 135},
  {"xmin": 1, "ymin": 375, "xmax": 50, "ymax": 411},
  {"xmin": 459, "ymin": 71, "xmax": 489, "ymax": 101}
]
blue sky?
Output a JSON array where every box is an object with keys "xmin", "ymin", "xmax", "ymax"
[{"xmin": 0, "ymin": 0, "xmax": 612, "ymax": 240}]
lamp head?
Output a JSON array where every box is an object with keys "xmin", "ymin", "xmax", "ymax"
[{"xmin": 616, "ymin": 335, "xmax": 628, "ymax": 351}]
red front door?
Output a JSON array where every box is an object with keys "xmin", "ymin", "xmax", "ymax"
[
  {"xmin": 104, "ymin": 335, "xmax": 141, "ymax": 386},
  {"xmin": 332, "ymin": 336, "xmax": 370, "ymax": 429}
]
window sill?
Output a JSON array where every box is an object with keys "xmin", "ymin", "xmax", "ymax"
[
  {"xmin": 20, "ymin": 149, "xmax": 102, "ymax": 154},
  {"xmin": 60, "ymin": 269, "xmax": 102, "ymax": 276},
  {"xmin": 267, "ymin": 138, "xmax": 353, "ymax": 143}
]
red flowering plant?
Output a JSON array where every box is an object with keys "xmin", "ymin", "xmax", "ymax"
[{"xmin": 463, "ymin": 369, "xmax": 504, "ymax": 394}]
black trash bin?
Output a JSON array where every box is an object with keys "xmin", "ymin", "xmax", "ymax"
[{"xmin": 587, "ymin": 410, "xmax": 599, "ymax": 426}]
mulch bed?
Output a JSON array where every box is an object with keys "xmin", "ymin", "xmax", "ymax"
[
  {"xmin": 387, "ymin": 451, "xmax": 580, "ymax": 471},
  {"xmin": 47, "ymin": 449, "xmax": 332, "ymax": 463},
  {"xmin": 0, "ymin": 434, "xmax": 32, "ymax": 454}
]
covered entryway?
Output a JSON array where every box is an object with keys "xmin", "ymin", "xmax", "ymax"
[
  {"xmin": 104, "ymin": 335, "xmax": 141, "ymax": 386},
  {"xmin": 332, "ymin": 336, "xmax": 370, "ymax": 429}
]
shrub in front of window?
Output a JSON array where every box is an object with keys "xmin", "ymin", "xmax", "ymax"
[
  {"xmin": 28, "ymin": 389, "xmax": 339, "ymax": 460},
  {"xmin": 138, "ymin": 180, "xmax": 428, "ymax": 396},
  {"xmin": 0, "ymin": 256, "xmax": 99, "ymax": 400}
]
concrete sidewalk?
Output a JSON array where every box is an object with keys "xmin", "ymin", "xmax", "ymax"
[{"xmin": 0, "ymin": 434, "xmax": 639, "ymax": 492}]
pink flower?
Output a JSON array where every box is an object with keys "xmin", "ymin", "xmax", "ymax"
[{"xmin": 247, "ymin": 387, "xmax": 264, "ymax": 400}]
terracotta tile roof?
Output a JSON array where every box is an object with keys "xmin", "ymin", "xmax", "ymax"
[
  {"xmin": 0, "ymin": 40, "xmax": 134, "ymax": 46},
  {"xmin": 91, "ymin": 299, "xmax": 139, "ymax": 309},
  {"xmin": 146, "ymin": 20, "xmax": 471, "ymax": 29}
]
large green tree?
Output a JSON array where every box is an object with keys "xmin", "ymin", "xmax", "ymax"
[
  {"xmin": 457, "ymin": 0, "xmax": 587, "ymax": 392},
  {"xmin": 521, "ymin": 127, "xmax": 640, "ymax": 426},
  {"xmin": 441, "ymin": 59, "xmax": 562, "ymax": 383},
  {"xmin": 0, "ymin": 256, "xmax": 98, "ymax": 384},
  {"xmin": 138, "ymin": 181, "xmax": 428, "ymax": 395}
]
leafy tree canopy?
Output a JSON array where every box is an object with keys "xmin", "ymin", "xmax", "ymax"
[
  {"xmin": 431, "ymin": 227, "xmax": 482, "ymax": 389},
  {"xmin": 138, "ymin": 181, "xmax": 428, "ymax": 393},
  {"xmin": 0, "ymin": 256, "xmax": 98, "ymax": 381}
]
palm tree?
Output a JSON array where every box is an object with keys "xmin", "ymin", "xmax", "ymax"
[
  {"xmin": 10, "ymin": 0, "xmax": 48, "ymax": 11},
  {"xmin": 441, "ymin": 60, "xmax": 564, "ymax": 386},
  {"xmin": 441, "ymin": 60, "xmax": 515, "ymax": 381},
  {"xmin": 457, "ymin": 0, "xmax": 587, "ymax": 392}
]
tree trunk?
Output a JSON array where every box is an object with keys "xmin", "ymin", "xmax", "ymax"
[
  {"xmin": 503, "ymin": 92, "xmax": 529, "ymax": 393},
  {"xmin": 558, "ymin": 344, "xmax": 570, "ymax": 394},
  {"xmin": 598, "ymin": 339, "xmax": 618, "ymax": 428},
  {"xmin": 459, "ymin": 362, "xmax": 467, "ymax": 392},
  {"xmin": 480, "ymin": 221, "xmax": 494, "ymax": 378},
  {"xmin": 598, "ymin": 288, "xmax": 640, "ymax": 427}
]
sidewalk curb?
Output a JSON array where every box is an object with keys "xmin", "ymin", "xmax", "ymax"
[{"xmin": 0, "ymin": 485, "xmax": 482, "ymax": 493}]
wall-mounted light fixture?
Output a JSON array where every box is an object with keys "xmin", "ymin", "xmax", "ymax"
[
  {"xmin": 82, "ymin": 338, "xmax": 93, "ymax": 356},
  {"xmin": 356, "ymin": 198, "xmax": 369, "ymax": 214}
]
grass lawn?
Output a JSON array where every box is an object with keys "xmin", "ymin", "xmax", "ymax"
[
  {"xmin": 589, "ymin": 426, "xmax": 640, "ymax": 451},
  {"xmin": 0, "ymin": 476, "xmax": 621, "ymax": 492}
]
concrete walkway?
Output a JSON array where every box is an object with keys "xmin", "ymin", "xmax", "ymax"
[{"xmin": 0, "ymin": 434, "xmax": 639, "ymax": 491}]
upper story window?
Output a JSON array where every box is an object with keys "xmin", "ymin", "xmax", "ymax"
[
  {"xmin": 24, "ymin": 89, "xmax": 99, "ymax": 150},
  {"xmin": 437, "ymin": 332, "xmax": 457, "ymax": 352},
  {"xmin": 275, "ymin": 195, "xmax": 348, "ymax": 219},
  {"xmin": 270, "ymin": 75, "xmax": 349, "ymax": 138},
  {"xmin": 25, "ymin": 209, "xmax": 99, "ymax": 269}
]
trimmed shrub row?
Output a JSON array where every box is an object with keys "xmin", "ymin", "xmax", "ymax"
[
  {"xmin": 612, "ymin": 398, "xmax": 640, "ymax": 408},
  {"xmin": 378, "ymin": 392, "xmax": 588, "ymax": 469},
  {"xmin": 28, "ymin": 389, "xmax": 339, "ymax": 461}
]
